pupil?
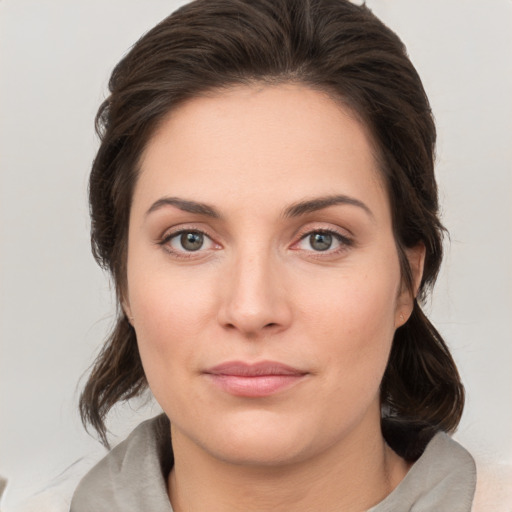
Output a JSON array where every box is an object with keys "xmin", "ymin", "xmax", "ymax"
[
  {"xmin": 310, "ymin": 232, "xmax": 332, "ymax": 251},
  {"xmin": 181, "ymin": 232, "xmax": 203, "ymax": 251}
]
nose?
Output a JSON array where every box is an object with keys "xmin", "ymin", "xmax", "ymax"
[{"xmin": 217, "ymin": 249, "xmax": 292, "ymax": 338}]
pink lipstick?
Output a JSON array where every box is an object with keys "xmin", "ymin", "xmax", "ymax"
[{"xmin": 204, "ymin": 361, "xmax": 308, "ymax": 397}]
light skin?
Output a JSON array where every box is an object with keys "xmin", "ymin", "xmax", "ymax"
[{"xmin": 124, "ymin": 84, "xmax": 425, "ymax": 512}]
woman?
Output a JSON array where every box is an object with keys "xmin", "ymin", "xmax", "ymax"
[{"xmin": 20, "ymin": 0, "xmax": 480, "ymax": 510}]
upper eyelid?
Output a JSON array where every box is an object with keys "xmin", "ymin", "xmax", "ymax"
[
  {"xmin": 295, "ymin": 230, "xmax": 351, "ymax": 246},
  {"xmin": 294, "ymin": 225, "xmax": 353, "ymax": 242},
  {"xmin": 161, "ymin": 225, "xmax": 214, "ymax": 241},
  {"xmin": 298, "ymin": 227, "xmax": 348, "ymax": 238}
]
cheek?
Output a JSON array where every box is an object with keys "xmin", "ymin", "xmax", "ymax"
[
  {"xmin": 296, "ymin": 256, "xmax": 400, "ymax": 386},
  {"xmin": 127, "ymin": 265, "xmax": 218, "ymax": 395}
]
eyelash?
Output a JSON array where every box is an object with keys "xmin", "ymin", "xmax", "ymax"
[
  {"xmin": 158, "ymin": 227, "xmax": 216, "ymax": 260},
  {"xmin": 293, "ymin": 228, "xmax": 354, "ymax": 256},
  {"xmin": 158, "ymin": 227, "xmax": 353, "ymax": 259}
]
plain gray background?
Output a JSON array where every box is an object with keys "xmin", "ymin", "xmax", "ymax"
[{"xmin": 1, "ymin": 0, "xmax": 511, "ymax": 508}]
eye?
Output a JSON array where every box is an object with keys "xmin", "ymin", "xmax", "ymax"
[
  {"xmin": 173, "ymin": 231, "xmax": 205, "ymax": 251},
  {"xmin": 294, "ymin": 230, "xmax": 352, "ymax": 253},
  {"xmin": 307, "ymin": 232, "xmax": 334, "ymax": 251},
  {"xmin": 162, "ymin": 229, "xmax": 218, "ymax": 255}
]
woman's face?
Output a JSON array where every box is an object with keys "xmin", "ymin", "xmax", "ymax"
[{"xmin": 125, "ymin": 84, "xmax": 421, "ymax": 466}]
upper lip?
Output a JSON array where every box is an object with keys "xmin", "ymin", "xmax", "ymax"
[{"xmin": 204, "ymin": 360, "xmax": 307, "ymax": 377}]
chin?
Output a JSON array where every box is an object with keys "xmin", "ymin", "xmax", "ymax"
[
  {"xmin": 209, "ymin": 433, "xmax": 307, "ymax": 467},
  {"xmin": 187, "ymin": 410, "xmax": 332, "ymax": 467}
]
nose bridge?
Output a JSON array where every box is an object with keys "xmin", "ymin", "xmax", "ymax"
[{"xmin": 219, "ymin": 237, "xmax": 290, "ymax": 335}]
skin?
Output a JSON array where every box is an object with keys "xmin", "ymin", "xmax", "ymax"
[{"xmin": 124, "ymin": 84, "xmax": 424, "ymax": 512}]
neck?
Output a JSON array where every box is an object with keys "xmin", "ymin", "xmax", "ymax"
[{"xmin": 167, "ymin": 420, "xmax": 409, "ymax": 512}]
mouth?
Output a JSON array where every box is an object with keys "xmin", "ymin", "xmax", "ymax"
[{"xmin": 203, "ymin": 360, "xmax": 309, "ymax": 397}]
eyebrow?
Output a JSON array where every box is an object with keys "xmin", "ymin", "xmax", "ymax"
[
  {"xmin": 146, "ymin": 197, "xmax": 221, "ymax": 218},
  {"xmin": 283, "ymin": 194, "xmax": 374, "ymax": 219},
  {"xmin": 146, "ymin": 194, "xmax": 373, "ymax": 220}
]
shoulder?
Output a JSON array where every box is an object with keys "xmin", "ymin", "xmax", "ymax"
[
  {"xmin": 368, "ymin": 432, "xmax": 477, "ymax": 512},
  {"xmin": 70, "ymin": 415, "xmax": 172, "ymax": 512},
  {"xmin": 472, "ymin": 462, "xmax": 512, "ymax": 512},
  {"xmin": 7, "ymin": 415, "xmax": 169, "ymax": 512}
]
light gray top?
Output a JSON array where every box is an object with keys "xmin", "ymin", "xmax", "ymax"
[{"xmin": 71, "ymin": 415, "xmax": 476, "ymax": 512}]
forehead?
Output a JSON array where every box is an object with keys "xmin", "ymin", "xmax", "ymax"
[{"xmin": 135, "ymin": 84, "xmax": 388, "ymax": 219}]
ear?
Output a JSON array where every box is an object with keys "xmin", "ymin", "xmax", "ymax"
[
  {"xmin": 395, "ymin": 243, "xmax": 426, "ymax": 328},
  {"xmin": 121, "ymin": 295, "xmax": 134, "ymax": 325}
]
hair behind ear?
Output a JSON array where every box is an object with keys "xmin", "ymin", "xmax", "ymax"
[
  {"xmin": 79, "ymin": 316, "xmax": 147, "ymax": 447},
  {"xmin": 381, "ymin": 301, "xmax": 465, "ymax": 443}
]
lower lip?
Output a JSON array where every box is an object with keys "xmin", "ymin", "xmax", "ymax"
[{"xmin": 206, "ymin": 374, "xmax": 306, "ymax": 397}]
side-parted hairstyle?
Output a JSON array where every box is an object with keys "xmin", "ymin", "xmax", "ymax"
[{"xmin": 80, "ymin": 0, "xmax": 464, "ymax": 455}]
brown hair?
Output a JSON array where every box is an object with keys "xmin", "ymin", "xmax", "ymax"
[{"xmin": 80, "ymin": 0, "xmax": 464, "ymax": 453}]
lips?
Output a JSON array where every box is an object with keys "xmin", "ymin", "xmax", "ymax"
[{"xmin": 204, "ymin": 361, "xmax": 308, "ymax": 397}]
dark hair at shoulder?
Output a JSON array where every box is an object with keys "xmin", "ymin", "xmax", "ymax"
[{"xmin": 80, "ymin": 0, "xmax": 464, "ymax": 452}]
